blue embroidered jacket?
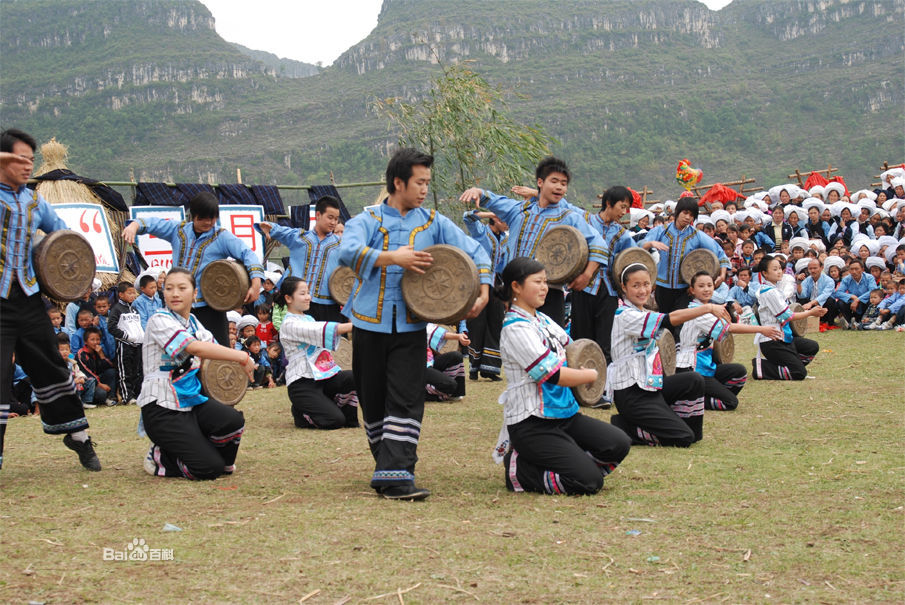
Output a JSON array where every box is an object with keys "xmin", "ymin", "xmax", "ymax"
[
  {"xmin": 0, "ymin": 184, "xmax": 69, "ymax": 298},
  {"xmin": 255, "ymin": 222, "xmax": 341, "ymax": 305},
  {"xmin": 462, "ymin": 210, "xmax": 508, "ymax": 276},
  {"xmin": 338, "ymin": 202, "xmax": 492, "ymax": 334},
  {"xmin": 581, "ymin": 210, "xmax": 637, "ymax": 296},
  {"xmin": 477, "ymin": 191, "xmax": 606, "ymax": 273},
  {"xmin": 642, "ymin": 223, "xmax": 730, "ymax": 289},
  {"xmin": 127, "ymin": 218, "xmax": 264, "ymax": 308}
]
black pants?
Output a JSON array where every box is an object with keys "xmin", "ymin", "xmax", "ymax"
[
  {"xmin": 192, "ymin": 305, "xmax": 229, "ymax": 347},
  {"xmin": 538, "ymin": 288, "xmax": 566, "ymax": 328},
  {"xmin": 352, "ymin": 327, "xmax": 426, "ymax": 489},
  {"xmin": 654, "ymin": 286, "xmax": 690, "ymax": 337},
  {"xmin": 142, "ymin": 399, "xmax": 245, "ymax": 480},
  {"xmin": 91, "ymin": 367, "xmax": 119, "ymax": 404},
  {"xmin": 308, "ymin": 302, "xmax": 345, "ymax": 323},
  {"xmin": 570, "ymin": 289, "xmax": 620, "ymax": 363},
  {"xmin": 1, "ymin": 285, "xmax": 89, "ymax": 468},
  {"xmin": 465, "ymin": 292, "xmax": 504, "ymax": 377},
  {"xmin": 425, "ymin": 351, "xmax": 465, "ymax": 401},
  {"xmin": 678, "ymin": 363, "xmax": 747, "ymax": 411},
  {"xmin": 288, "ymin": 371, "xmax": 358, "ymax": 429},
  {"xmin": 116, "ymin": 341, "xmax": 142, "ymax": 401},
  {"xmin": 752, "ymin": 337, "xmax": 818, "ymax": 380},
  {"xmin": 611, "ymin": 372, "xmax": 705, "ymax": 447},
  {"xmin": 505, "ymin": 413, "xmax": 631, "ymax": 495},
  {"xmin": 836, "ymin": 299, "xmax": 866, "ymax": 324}
]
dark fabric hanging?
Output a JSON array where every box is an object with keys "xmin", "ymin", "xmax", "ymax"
[{"xmin": 33, "ymin": 169, "xmax": 128, "ymax": 211}]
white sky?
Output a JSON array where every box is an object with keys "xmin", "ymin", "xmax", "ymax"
[{"xmin": 201, "ymin": 0, "xmax": 734, "ymax": 66}]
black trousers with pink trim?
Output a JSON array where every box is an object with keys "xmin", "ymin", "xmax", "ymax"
[
  {"xmin": 677, "ymin": 363, "xmax": 747, "ymax": 411},
  {"xmin": 425, "ymin": 351, "xmax": 465, "ymax": 401},
  {"xmin": 141, "ymin": 399, "xmax": 245, "ymax": 480},
  {"xmin": 288, "ymin": 371, "xmax": 358, "ymax": 429},
  {"xmin": 752, "ymin": 337, "xmax": 818, "ymax": 380},
  {"xmin": 505, "ymin": 413, "xmax": 631, "ymax": 495},
  {"xmin": 611, "ymin": 372, "xmax": 705, "ymax": 447}
]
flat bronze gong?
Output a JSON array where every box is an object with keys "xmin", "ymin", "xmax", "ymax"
[
  {"xmin": 712, "ymin": 332, "xmax": 735, "ymax": 364},
  {"xmin": 328, "ymin": 265, "xmax": 358, "ymax": 306},
  {"xmin": 33, "ymin": 230, "xmax": 97, "ymax": 301},
  {"xmin": 789, "ymin": 303, "xmax": 809, "ymax": 336},
  {"xmin": 535, "ymin": 225, "xmax": 588, "ymax": 285},
  {"xmin": 611, "ymin": 247, "xmax": 657, "ymax": 293},
  {"xmin": 200, "ymin": 260, "xmax": 250, "ymax": 312},
  {"xmin": 200, "ymin": 359, "xmax": 247, "ymax": 406},
  {"xmin": 679, "ymin": 248, "xmax": 720, "ymax": 286},
  {"xmin": 401, "ymin": 244, "xmax": 480, "ymax": 324},
  {"xmin": 565, "ymin": 338, "xmax": 607, "ymax": 407},
  {"xmin": 657, "ymin": 329, "xmax": 677, "ymax": 376}
]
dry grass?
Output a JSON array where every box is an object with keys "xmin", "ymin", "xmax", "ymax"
[{"xmin": 1, "ymin": 330, "xmax": 903, "ymax": 604}]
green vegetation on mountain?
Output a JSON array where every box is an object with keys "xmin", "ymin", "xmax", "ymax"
[{"xmin": 1, "ymin": 0, "xmax": 902, "ymax": 213}]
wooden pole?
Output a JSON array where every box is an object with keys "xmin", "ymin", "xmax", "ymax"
[{"xmin": 236, "ymin": 168, "xmax": 242, "ymax": 184}]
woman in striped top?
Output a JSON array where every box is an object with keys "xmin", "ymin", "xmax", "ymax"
[
  {"xmin": 495, "ymin": 257, "xmax": 631, "ymax": 496},
  {"xmin": 676, "ymin": 272, "xmax": 782, "ymax": 411},
  {"xmin": 608, "ymin": 264, "xmax": 731, "ymax": 447},
  {"xmin": 140, "ymin": 267, "xmax": 255, "ymax": 479}
]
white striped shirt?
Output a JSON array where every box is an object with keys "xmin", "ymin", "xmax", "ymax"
[
  {"xmin": 499, "ymin": 305, "xmax": 569, "ymax": 425},
  {"xmin": 280, "ymin": 312, "xmax": 341, "ymax": 385},
  {"xmin": 608, "ymin": 303, "xmax": 666, "ymax": 392},
  {"xmin": 676, "ymin": 301, "xmax": 730, "ymax": 370},
  {"xmin": 138, "ymin": 309, "xmax": 213, "ymax": 412}
]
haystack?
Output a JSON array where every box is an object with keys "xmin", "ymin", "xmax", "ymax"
[{"xmin": 34, "ymin": 138, "xmax": 134, "ymax": 290}]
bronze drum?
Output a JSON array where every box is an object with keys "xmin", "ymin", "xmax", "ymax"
[
  {"xmin": 200, "ymin": 260, "xmax": 250, "ymax": 311},
  {"xmin": 679, "ymin": 248, "xmax": 720, "ymax": 285},
  {"xmin": 611, "ymin": 248, "xmax": 657, "ymax": 293},
  {"xmin": 200, "ymin": 359, "xmax": 247, "ymax": 406},
  {"xmin": 657, "ymin": 330, "xmax": 676, "ymax": 376},
  {"xmin": 32, "ymin": 230, "xmax": 97, "ymax": 301},
  {"xmin": 535, "ymin": 225, "xmax": 588, "ymax": 285},
  {"xmin": 789, "ymin": 303, "xmax": 809, "ymax": 336},
  {"xmin": 712, "ymin": 332, "xmax": 735, "ymax": 364},
  {"xmin": 565, "ymin": 339, "xmax": 607, "ymax": 407},
  {"xmin": 401, "ymin": 244, "xmax": 480, "ymax": 324},
  {"xmin": 328, "ymin": 266, "xmax": 358, "ymax": 306}
]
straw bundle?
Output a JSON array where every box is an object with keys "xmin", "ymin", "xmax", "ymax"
[{"xmin": 34, "ymin": 138, "xmax": 129, "ymax": 290}]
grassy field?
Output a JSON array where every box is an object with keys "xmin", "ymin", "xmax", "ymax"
[{"xmin": 1, "ymin": 330, "xmax": 903, "ymax": 604}]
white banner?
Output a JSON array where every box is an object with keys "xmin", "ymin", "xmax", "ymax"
[
  {"xmin": 129, "ymin": 206, "xmax": 185, "ymax": 269},
  {"xmin": 219, "ymin": 205, "xmax": 265, "ymax": 264},
  {"xmin": 54, "ymin": 203, "xmax": 119, "ymax": 273}
]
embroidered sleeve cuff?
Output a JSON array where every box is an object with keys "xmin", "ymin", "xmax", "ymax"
[
  {"xmin": 588, "ymin": 249, "xmax": 607, "ymax": 263},
  {"xmin": 427, "ymin": 324, "xmax": 447, "ymax": 351},
  {"xmin": 525, "ymin": 348, "xmax": 564, "ymax": 383},
  {"xmin": 776, "ymin": 306, "xmax": 793, "ymax": 324},
  {"xmin": 247, "ymin": 265, "xmax": 265, "ymax": 279},
  {"xmin": 323, "ymin": 322, "xmax": 340, "ymax": 350},
  {"xmin": 477, "ymin": 266, "xmax": 493, "ymax": 284},
  {"xmin": 709, "ymin": 318, "xmax": 730, "ymax": 342},
  {"xmin": 163, "ymin": 329, "xmax": 195, "ymax": 359},
  {"xmin": 640, "ymin": 312, "xmax": 665, "ymax": 340},
  {"xmin": 353, "ymin": 246, "xmax": 378, "ymax": 275}
]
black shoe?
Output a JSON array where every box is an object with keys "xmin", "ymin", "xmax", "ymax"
[
  {"xmin": 63, "ymin": 434, "xmax": 102, "ymax": 471},
  {"xmin": 589, "ymin": 396, "xmax": 612, "ymax": 409},
  {"xmin": 481, "ymin": 372, "xmax": 502, "ymax": 382},
  {"xmin": 469, "ymin": 371, "xmax": 479, "ymax": 381},
  {"xmin": 380, "ymin": 484, "xmax": 431, "ymax": 500}
]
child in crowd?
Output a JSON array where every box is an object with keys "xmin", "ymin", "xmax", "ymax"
[
  {"xmin": 242, "ymin": 336, "xmax": 273, "ymax": 389},
  {"xmin": 266, "ymin": 342, "xmax": 287, "ymax": 386},
  {"xmin": 69, "ymin": 309, "xmax": 97, "ymax": 353},
  {"xmin": 134, "ymin": 274, "xmax": 163, "ymax": 329},
  {"xmin": 108, "ymin": 281, "xmax": 143, "ymax": 404},
  {"xmin": 57, "ymin": 333, "xmax": 95, "ymax": 410},
  {"xmin": 255, "ymin": 304, "xmax": 277, "ymax": 346},
  {"xmin": 877, "ymin": 279, "xmax": 905, "ymax": 328},
  {"xmin": 236, "ymin": 316, "xmax": 258, "ymax": 348},
  {"xmin": 857, "ymin": 289, "xmax": 885, "ymax": 330},
  {"xmin": 76, "ymin": 327, "xmax": 119, "ymax": 406},
  {"xmin": 48, "ymin": 307, "xmax": 66, "ymax": 335},
  {"xmin": 65, "ymin": 290, "xmax": 92, "ymax": 335},
  {"xmin": 93, "ymin": 294, "xmax": 117, "ymax": 360}
]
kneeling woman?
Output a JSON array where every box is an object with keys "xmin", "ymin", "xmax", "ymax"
[
  {"xmin": 677, "ymin": 271, "xmax": 783, "ymax": 410},
  {"xmin": 277, "ymin": 277, "xmax": 359, "ymax": 429},
  {"xmin": 751, "ymin": 256, "xmax": 826, "ymax": 380},
  {"xmin": 496, "ymin": 257, "xmax": 631, "ymax": 496},
  {"xmin": 141, "ymin": 268, "xmax": 255, "ymax": 479},
  {"xmin": 609, "ymin": 264, "xmax": 732, "ymax": 447}
]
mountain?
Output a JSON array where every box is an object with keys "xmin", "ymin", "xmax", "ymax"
[
  {"xmin": 229, "ymin": 43, "xmax": 321, "ymax": 79},
  {"xmin": 1, "ymin": 0, "xmax": 902, "ymax": 212}
]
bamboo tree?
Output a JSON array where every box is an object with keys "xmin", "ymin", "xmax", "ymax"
[{"xmin": 374, "ymin": 60, "xmax": 555, "ymax": 210}]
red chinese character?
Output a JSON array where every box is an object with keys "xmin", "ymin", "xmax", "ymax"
[{"xmin": 229, "ymin": 214, "xmax": 257, "ymax": 252}]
